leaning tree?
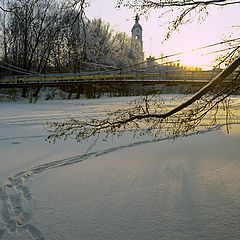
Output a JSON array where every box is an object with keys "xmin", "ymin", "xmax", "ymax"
[{"xmin": 45, "ymin": 0, "xmax": 240, "ymax": 143}]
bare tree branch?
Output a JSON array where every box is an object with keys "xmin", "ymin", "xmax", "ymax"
[
  {"xmin": 46, "ymin": 56, "xmax": 240, "ymax": 143},
  {"xmin": 116, "ymin": 0, "xmax": 240, "ymax": 39}
]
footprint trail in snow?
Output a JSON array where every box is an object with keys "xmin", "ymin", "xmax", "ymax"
[
  {"xmin": 0, "ymin": 172, "xmax": 44, "ymax": 240},
  {"xmin": 0, "ymin": 123, "xmax": 226, "ymax": 239}
]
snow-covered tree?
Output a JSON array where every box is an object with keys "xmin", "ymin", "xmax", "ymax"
[{"xmin": 0, "ymin": 0, "xmax": 87, "ymax": 73}]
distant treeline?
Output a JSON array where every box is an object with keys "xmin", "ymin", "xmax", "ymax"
[{"xmin": 0, "ymin": 0, "xmax": 143, "ymax": 76}]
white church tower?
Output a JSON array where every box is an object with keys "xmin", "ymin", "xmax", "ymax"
[{"xmin": 131, "ymin": 14, "xmax": 143, "ymax": 49}]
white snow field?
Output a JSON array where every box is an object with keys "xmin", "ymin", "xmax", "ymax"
[{"xmin": 0, "ymin": 96, "xmax": 240, "ymax": 240}]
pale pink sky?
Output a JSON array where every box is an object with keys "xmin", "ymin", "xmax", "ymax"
[{"xmin": 86, "ymin": 1, "xmax": 240, "ymax": 68}]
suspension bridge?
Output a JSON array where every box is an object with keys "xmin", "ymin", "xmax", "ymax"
[
  {"xmin": 1, "ymin": 68, "xmax": 239, "ymax": 100},
  {"xmin": 1, "ymin": 37, "xmax": 239, "ymax": 94}
]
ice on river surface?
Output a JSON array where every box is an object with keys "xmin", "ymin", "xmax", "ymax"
[{"xmin": 0, "ymin": 96, "xmax": 240, "ymax": 240}]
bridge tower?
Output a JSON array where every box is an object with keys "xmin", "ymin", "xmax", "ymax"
[{"xmin": 131, "ymin": 14, "xmax": 143, "ymax": 49}]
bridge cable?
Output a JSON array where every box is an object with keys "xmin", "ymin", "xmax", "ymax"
[
  {"xmin": 0, "ymin": 64, "xmax": 33, "ymax": 75},
  {"xmin": 0, "ymin": 61, "xmax": 38, "ymax": 74},
  {"xmin": 115, "ymin": 37, "xmax": 240, "ymax": 71}
]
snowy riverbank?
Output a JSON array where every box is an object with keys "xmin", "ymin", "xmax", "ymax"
[
  {"xmin": 1, "ymin": 97, "xmax": 240, "ymax": 240},
  {"xmin": 0, "ymin": 83, "xmax": 199, "ymax": 103}
]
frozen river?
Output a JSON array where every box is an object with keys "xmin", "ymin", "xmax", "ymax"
[{"xmin": 0, "ymin": 96, "xmax": 240, "ymax": 240}]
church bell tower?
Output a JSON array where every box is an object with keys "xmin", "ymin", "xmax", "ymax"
[{"xmin": 131, "ymin": 14, "xmax": 143, "ymax": 49}]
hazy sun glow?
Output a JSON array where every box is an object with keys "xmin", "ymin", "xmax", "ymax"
[{"xmin": 180, "ymin": 52, "xmax": 213, "ymax": 69}]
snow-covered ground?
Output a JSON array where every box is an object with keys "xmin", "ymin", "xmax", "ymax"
[{"xmin": 0, "ymin": 96, "xmax": 240, "ymax": 240}]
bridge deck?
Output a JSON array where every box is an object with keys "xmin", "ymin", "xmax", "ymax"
[{"xmin": 0, "ymin": 70, "xmax": 237, "ymax": 89}]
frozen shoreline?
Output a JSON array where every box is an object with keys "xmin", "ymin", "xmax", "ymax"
[{"xmin": 1, "ymin": 97, "xmax": 240, "ymax": 239}]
